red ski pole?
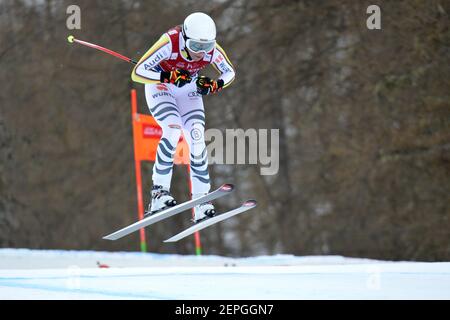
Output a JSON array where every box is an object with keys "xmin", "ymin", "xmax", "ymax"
[{"xmin": 67, "ymin": 35, "xmax": 137, "ymax": 65}]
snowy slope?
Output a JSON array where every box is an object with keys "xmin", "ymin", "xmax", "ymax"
[{"xmin": 0, "ymin": 249, "xmax": 449, "ymax": 299}]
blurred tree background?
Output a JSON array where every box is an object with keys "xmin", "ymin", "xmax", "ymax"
[{"xmin": 0, "ymin": 0, "xmax": 448, "ymax": 260}]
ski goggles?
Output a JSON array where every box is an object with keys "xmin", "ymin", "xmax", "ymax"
[{"xmin": 186, "ymin": 38, "xmax": 216, "ymax": 53}]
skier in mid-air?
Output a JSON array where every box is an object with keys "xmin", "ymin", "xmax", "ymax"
[{"xmin": 131, "ymin": 12, "xmax": 236, "ymax": 223}]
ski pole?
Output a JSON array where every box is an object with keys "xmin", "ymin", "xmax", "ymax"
[{"xmin": 67, "ymin": 35, "xmax": 137, "ymax": 65}]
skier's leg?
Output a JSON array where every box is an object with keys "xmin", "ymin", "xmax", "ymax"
[
  {"xmin": 178, "ymin": 83, "xmax": 214, "ymax": 221},
  {"xmin": 178, "ymin": 85, "xmax": 211, "ymax": 195},
  {"xmin": 145, "ymin": 83, "xmax": 182, "ymax": 214}
]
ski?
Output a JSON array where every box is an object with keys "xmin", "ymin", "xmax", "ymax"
[
  {"xmin": 164, "ymin": 200, "xmax": 257, "ymax": 243},
  {"xmin": 103, "ymin": 184, "xmax": 234, "ymax": 240}
]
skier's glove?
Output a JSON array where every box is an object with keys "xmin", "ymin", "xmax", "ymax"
[
  {"xmin": 160, "ymin": 69, "xmax": 192, "ymax": 87},
  {"xmin": 196, "ymin": 76, "xmax": 224, "ymax": 95}
]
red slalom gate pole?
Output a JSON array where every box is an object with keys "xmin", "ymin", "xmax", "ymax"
[
  {"xmin": 131, "ymin": 89, "xmax": 147, "ymax": 252},
  {"xmin": 187, "ymin": 165, "xmax": 203, "ymax": 255},
  {"xmin": 135, "ymin": 160, "xmax": 147, "ymax": 253}
]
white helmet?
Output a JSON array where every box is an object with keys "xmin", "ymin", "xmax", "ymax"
[{"xmin": 182, "ymin": 12, "xmax": 216, "ymax": 53}]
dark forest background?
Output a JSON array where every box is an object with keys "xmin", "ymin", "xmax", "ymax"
[{"xmin": 0, "ymin": 0, "xmax": 449, "ymax": 261}]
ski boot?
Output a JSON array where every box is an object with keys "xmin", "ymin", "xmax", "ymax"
[
  {"xmin": 193, "ymin": 194, "xmax": 216, "ymax": 223},
  {"xmin": 144, "ymin": 185, "xmax": 177, "ymax": 218}
]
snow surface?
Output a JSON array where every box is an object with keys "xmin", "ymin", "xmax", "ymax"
[{"xmin": 0, "ymin": 249, "xmax": 449, "ymax": 300}]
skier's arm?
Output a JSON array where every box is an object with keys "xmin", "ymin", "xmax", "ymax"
[
  {"xmin": 211, "ymin": 43, "xmax": 236, "ymax": 89},
  {"xmin": 131, "ymin": 34, "xmax": 171, "ymax": 84}
]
